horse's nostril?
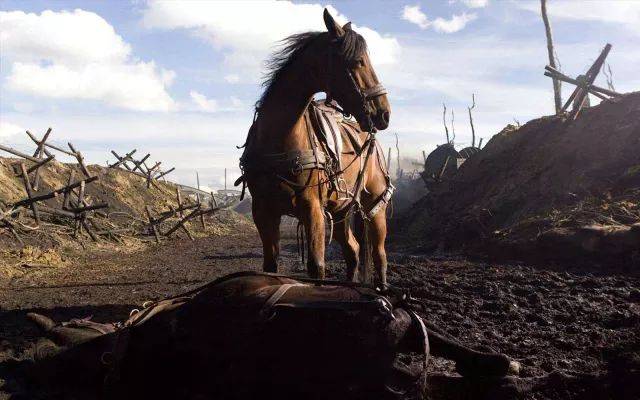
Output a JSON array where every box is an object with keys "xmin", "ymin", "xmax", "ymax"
[{"xmin": 381, "ymin": 111, "xmax": 390, "ymax": 124}]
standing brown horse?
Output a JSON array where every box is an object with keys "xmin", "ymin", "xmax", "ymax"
[{"xmin": 237, "ymin": 9, "xmax": 393, "ymax": 287}]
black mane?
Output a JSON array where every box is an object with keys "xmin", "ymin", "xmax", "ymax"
[{"xmin": 257, "ymin": 28, "xmax": 367, "ymax": 108}]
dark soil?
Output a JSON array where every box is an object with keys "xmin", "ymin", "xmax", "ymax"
[
  {"xmin": 400, "ymin": 92, "xmax": 640, "ymax": 266},
  {"xmin": 2, "ymin": 229, "xmax": 639, "ymax": 399}
]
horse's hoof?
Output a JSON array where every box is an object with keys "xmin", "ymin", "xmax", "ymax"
[{"xmin": 508, "ymin": 360, "xmax": 521, "ymax": 376}]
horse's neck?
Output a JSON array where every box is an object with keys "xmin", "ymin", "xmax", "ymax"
[{"xmin": 256, "ymin": 60, "xmax": 320, "ymax": 151}]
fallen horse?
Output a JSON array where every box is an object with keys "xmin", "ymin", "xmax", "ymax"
[{"xmin": 17, "ymin": 272, "xmax": 519, "ymax": 399}]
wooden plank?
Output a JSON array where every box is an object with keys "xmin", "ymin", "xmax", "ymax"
[
  {"xmin": 63, "ymin": 170, "xmax": 76, "ymax": 210},
  {"xmin": 560, "ymin": 44, "xmax": 612, "ymax": 115},
  {"xmin": 545, "ymin": 70, "xmax": 608, "ymax": 100},
  {"xmin": 145, "ymin": 206, "xmax": 161, "ymax": 243},
  {"xmin": 69, "ymin": 203, "xmax": 108, "ymax": 213},
  {"xmin": 32, "ymin": 128, "xmax": 53, "ymax": 190},
  {"xmin": 12, "ymin": 176, "xmax": 98, "ymax": 208},
  {"xmin": 19, "ymin": 163, "xmax": 41, "ymax": 225},
  {"xmin": 68, "ymin": 143, "xmax": 91, "ymax": 177},
  {"xmin": 32, "ymin": 128, "xmax": 52, "ymax": 157},
  {"xmin": 155, "ymin": 167, "xmax": 175, "ymax": 180},
  {"xmin": 196, "ymin": 193, "xmax": 205, "ymax": 229},
  {"xmin": 26, "ymin": 131, "xmax": 75, "ymax": 156},
  {"xmin": 0, "ymin": 144, "xmax": 42, "ymax": 163},
  {"xmin": 176, "ymin": 188, "xmax": 184, "ymax": 218},
  {"xmin": 26, "ymin": 156, "xmax": 55, "ymax": 174},
  {"xmin": 38, "ymin": 205, "xmax": 77, "ymax": 219},
  {"xmin": 131, "ymin": 154, "xmax": 150, "ymax": 175},
  {"xmin": 110, "ymin": 150, "xmax": 133, "ymax": 171},
  {"xmin": 544, "ymin": 66, "xmax": 621, "ymax": 97},
  {"xmin": 210, "ymin": 191, "xmax": 218, "ymax": 208},
  {"xmin": 165, "ymin": 208, "xmax": 200, "ymax": 237}
]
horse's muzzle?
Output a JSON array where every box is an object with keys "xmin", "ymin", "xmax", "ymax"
[{"xmin": 373, "ymin": 109, "xmax": 390, "ymax": 131}]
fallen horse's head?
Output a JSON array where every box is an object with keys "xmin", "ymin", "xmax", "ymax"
[{"xmin": 22, "ymin": 272, "xmax": 517, "ymax": 399}]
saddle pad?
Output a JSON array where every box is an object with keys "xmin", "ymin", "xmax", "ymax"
[{"xmin": 310, "ymin": 102, "xmax": 344, "ymax": 170}]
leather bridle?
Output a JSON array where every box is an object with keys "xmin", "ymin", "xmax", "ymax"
[{"xmin": 325, "ymin": 39, "xmax": 387, "ymax": 133}]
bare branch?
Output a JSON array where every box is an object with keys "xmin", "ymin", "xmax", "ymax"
[
  {"xmin": 603, "ymin": 63, "xmax": 615, "ymax": 91},
  {"xmin": 450, "ymin": 109, "xmax": 456, "ymax": 143},
  {"xmin": 442, "ymin": 103, "xmax": 450, "ymax": 144},
  {"xmin": 467, "ymin": 93, "xmax": 476, "ymax": 147}
]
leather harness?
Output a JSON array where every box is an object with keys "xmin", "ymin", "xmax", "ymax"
[{"xmin": 238, "ymin": 101, "xmax": 394, "ymax": 220}]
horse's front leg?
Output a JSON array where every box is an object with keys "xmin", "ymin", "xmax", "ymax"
[
  {"xmin": 333, "ymin": 214, "xmax": 360, "ymax": 282},
  {"xmin": 252, "ymin": 197, "xmax": 282, "ymax": 273},
  {"xmin": 299, "ymin": 196, "xmax": 326, "ymax": 279},
  {"xmin": 369, "ymin": 206, "xmax": 389, "ymax": 288}
]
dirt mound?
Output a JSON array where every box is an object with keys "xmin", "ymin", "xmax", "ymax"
[
  {"xmin": 0, "ymin": 158, "xmax": 253, "ymax": 256},
  {"xmin": 401, "ymin": 92, "xmax": 640, "ymax": 267}
]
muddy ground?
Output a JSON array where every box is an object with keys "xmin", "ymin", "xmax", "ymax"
[{"xmin": 1, "ymin": 227, "xmax": 638, "ymax": 399}]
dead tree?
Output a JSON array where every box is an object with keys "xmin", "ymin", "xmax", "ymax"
[
  {"xmin": 603, "ymin": 63, "xmax": 615, "ymax": 91},
  {"xmin": 442, "ymin": 103, "xmax": 450, "ymax": 143},
  {"xmin": 541, "ymin": 0, "xmax": 562, "ymax": 114},
  {"xmin": 467, "ymin": 93, "xmax": 476, "ymax": 148},
  {"xmin": 450, "ymin": 109, "xmax": 456, "ymax": 143}
]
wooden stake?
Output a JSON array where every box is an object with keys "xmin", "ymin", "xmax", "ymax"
[
  {"xmin": 145, "ymin": 206, "xmax": 161, "ymax": 243},
  {"xmin": 176, "ymin": 188, "xmax": 184, "ymax": 218},
  {"xmin": 32, "ymin": 128, "xmax": 53, "ymax": 190},
  {"xmin": 0, "ymin": 144, "xmax": 42, "ymax": 163},
  {"xmin": 68, "ymin": 143, "xmax": 90, "ymax": 177},
  {"xmin": 19, "ymin": 163, "xmax": 41, "ymax": 225},
  {"xmin": 196, "ymin": 193, "xmax": 205, "ymax": 229}
]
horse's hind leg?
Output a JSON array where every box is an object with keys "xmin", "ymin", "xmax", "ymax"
[
  {"xmin": 333, "ymin": 214, "xmax": 360, "ymax": 282},
  {"xmin": 252, "ymin": 199, "xmax": 281, "ymax": 273}
]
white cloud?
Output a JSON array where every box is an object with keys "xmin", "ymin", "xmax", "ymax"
[
  {"xmin": 0, "ymin": 9, "xmax": 176, "ymax": 111},
  {"xmin": 516, "ymin": 0, "xmax": 640, "ymax": 34},
  {"xmin": 402, "ymin": 5, "xmax": 430, "ymax": 29},
  {"xmin": 433, "ymin": 12, "xmax": 477, "ymax": 33},
  {"xmin": 224, "ymin": 74, "xmax": 240, "ymax": 84},
  {"xmin": 142, "ymin": 0, "xmax": 400, "ymax": 82},
  {"xmin": 0, "ymin": 121, "xmax": 24, "ymax": 140},
  {"xmin": 461, "ymin": 0, "xmax": 488, "ymax": 9},
  {"xmin": 190, "ymin": 90, "xmax": 219, "ymax": 113},
  {"xmin": 189, "ymin": 90, "xmax": 244, "ymax": 113},
  {"xmin": 402, "ymin": 5, "xmax": 476, "ymax": 33}
]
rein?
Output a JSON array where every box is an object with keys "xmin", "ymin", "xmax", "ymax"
[{"xmin": 325, "ymin": 37, "xmax": 387, "ymax": 132}]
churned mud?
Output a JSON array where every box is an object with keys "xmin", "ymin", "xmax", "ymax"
[{"xmin": 1, "ymin": 228, "xmax": 638, "ymax": 399}]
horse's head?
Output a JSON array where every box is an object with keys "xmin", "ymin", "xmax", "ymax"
[{"xmin": 322, "ymin": 9, "xmax": 390, "ymax": 132}]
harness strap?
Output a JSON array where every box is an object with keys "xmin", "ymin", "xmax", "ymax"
[
  {"xmin": 363, "ymin": 83, "xmax": 388, "ymax": 100},
  {"xmin": 409, "ymin": 311, "xmax": 430, "ymax": 369},
  {"xmin": 366, "ymin": 182, "xmax": 395, "ymax": 219},
  {"xmin": 260, "ymin": 283, "xmax": 306, "ymax": 319}
]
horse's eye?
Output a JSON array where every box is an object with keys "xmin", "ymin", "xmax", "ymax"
[{"xmin": 351, "ymin": 59, "xmax": 364, "ymax": 68}]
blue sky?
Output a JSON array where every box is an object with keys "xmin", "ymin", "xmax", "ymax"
[{"xmin": 1, "ymin": 0, "xmax": 639, "ymax": 189}]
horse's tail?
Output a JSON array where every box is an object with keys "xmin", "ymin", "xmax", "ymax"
[{"xmin": 353, "ymin": 212, "xmax": 373, "ymax": 284}]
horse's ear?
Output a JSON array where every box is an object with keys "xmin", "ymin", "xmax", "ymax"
[
  {"xmin": 343, "ymin": 22, "xmax": 352, "ymax": 31},
  {"xmin": 323, "ymin": 8, "xmax": 345, "ymax": 38}
]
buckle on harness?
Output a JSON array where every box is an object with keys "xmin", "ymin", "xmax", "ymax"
[{"xmin": 291, "ymin": 156, "xmax": 303, "ymax": 175}]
